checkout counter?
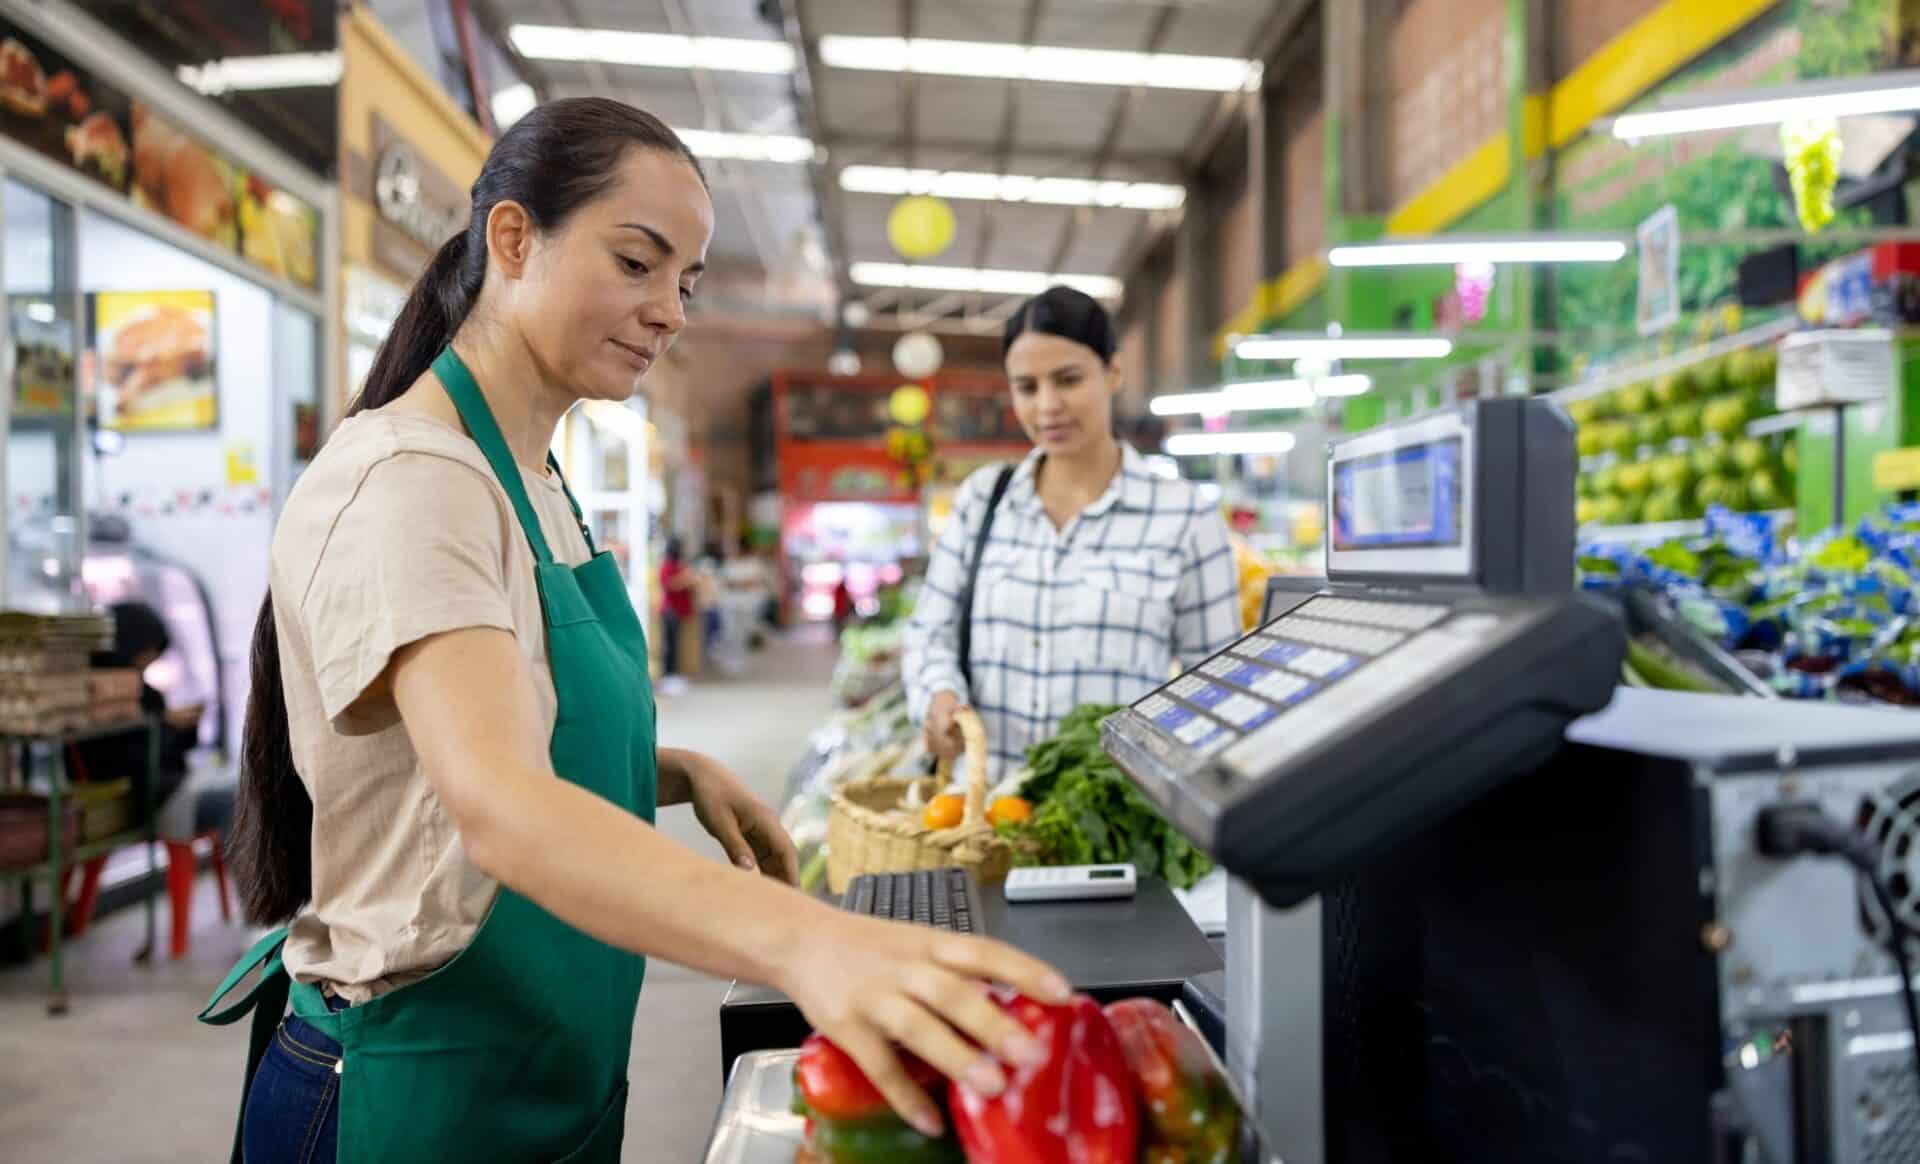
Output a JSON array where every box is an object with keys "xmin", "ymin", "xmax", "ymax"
[{"xmin": 708, "ymin": 396, "xmax": 1920, "ymax": 1163}]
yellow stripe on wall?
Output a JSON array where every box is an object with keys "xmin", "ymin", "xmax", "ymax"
[
  {"xmin": 1385, "ymin": 135, "xmax": 1511, "ymax": 236},
  {"xmin": 1548, "ymin": 0, "xmax": 1778, "ymax": 148}
]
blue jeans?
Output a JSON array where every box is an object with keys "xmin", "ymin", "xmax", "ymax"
[{"xmin": 242, "ymin": 1003, "xmax": 344, "ymax": 1163}]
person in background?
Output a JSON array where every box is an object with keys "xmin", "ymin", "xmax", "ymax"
[
  {"xmin": 77, "ymin": 601, "xmax": 202, "ymax": 816},
  {"xmin": 659, "ymin": 535, "xmax": 697, "ymax": 689},
  {"xmin": 902, "ymin": 285, "xmax": 1242, "ymax": 776},
  {"xmin": 831, "ymin": 568, "xmax": 856, "ymax": 637},
  {"xmin": 720, "ymin": 534, "xmax": 777, "ymax": 649}
]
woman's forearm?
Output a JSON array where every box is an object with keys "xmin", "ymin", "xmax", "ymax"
[{"xmin": 466, "ymin": 762, "xmax": 829, "ymax": 989}]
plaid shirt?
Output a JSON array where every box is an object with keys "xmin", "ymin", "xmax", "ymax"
[{"xmin": 904, "ymin": 446, "xmax": 1241, "ymax": 776}]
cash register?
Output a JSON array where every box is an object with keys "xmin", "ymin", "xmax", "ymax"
[
  {"xmin": 1104, "ymin": 396, "xmax": 1622, "ymax": 909},
  {"xmin": 1106, "ymin": 397, "xmax": 1920, "ymax": 1164}
]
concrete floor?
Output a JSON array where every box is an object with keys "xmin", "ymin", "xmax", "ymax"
[{"xmin": 0, "ymin": 628, "xmax": 839, "ymax": 1162}]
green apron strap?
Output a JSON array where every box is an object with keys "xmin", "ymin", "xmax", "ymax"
[
  {"xmin": 432, "ymin": 347, "xmax": 556, "ymax": 566},
  {"xmin": 197, "ymin": 928, "xmax": 292, "ymax": 1164},
  {"xmin": 198, "ymin": 927, "xmax": 288, "ymax": 1025},
  {"xmin": 546, "ymin": 454, "xmax": 600, "ymax": 557}
]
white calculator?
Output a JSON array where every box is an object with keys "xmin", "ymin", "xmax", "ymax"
[{"xmin": 1003, "ymin": 864, "xmax": 1138, "ymax": 903}]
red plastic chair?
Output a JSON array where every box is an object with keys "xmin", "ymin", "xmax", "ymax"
[{"xmin": 61, "ymin": 832, "xmax": 231, "ymax": 959}]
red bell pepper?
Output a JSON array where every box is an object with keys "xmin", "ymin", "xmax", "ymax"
[
  {"xmin": 948, "ymin": 992, "xmax": 1140, "ymax": 1164},
  {"xmin": 791, "ymin": 1034, "xmax": 963, "ymax": 1164},
  {"xmin": 1103, "ymin": 999, "xmax": 1241, "ymax": 1164}
]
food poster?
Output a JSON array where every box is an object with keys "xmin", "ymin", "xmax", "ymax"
[
  {"xmin": 93, "ymin": 290, "xmax": 218, "ymax": 432},
  {"xmin": 0, "ymin": 17, "xmax": 321, "ymax": 290},
  {"xmin": 0, "ymin": 24, "xmax": 133, "ymax": 193},
  {"xmin": 11, "ymin": 299, "xmax": 75, "ymax": 417},
  {"xmin": 240, "ymin": 174, "xmax": 320, "ymax": 288},
  {"xmin": 129, "ymin": 101, "xmax": 237, "ymax": 250}
]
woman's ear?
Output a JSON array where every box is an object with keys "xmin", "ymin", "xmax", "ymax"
[
  {"xmin": 484, "ymin": 200, "xmax": 535, "ymax": 279},
  {"xmin": 1106, "ymin": 360, "xmax": 1126, "ymax": 400}
]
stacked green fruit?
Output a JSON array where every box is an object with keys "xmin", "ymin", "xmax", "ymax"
[
  {"xmin": 1616, "ymin": 381, "xmax": 1655, "ymax": 417},
  {"xmin": 1667, "ymin": 401, "xmax": 1704, "ymax": 439},
  {"xmin": 1651, "ymin": 373, "xmax": 1690, "ymax": 408},
  {"xmin": 1702, "ymin": 395, "xmax": 1752, "ymax": 440},
  {"xmin": 1649, "ymin": 454, "xmax": 1694, "ymax": 494},
  {"xmin": 1634, "ymin": 413, "xmax": 1670, "ymax": 449}
]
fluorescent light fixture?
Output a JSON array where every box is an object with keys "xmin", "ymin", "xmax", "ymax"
[
  {"xmin": 1166, "ymin": 431, "xmax": 1299, "ymax": 457},
  {"xmin": 1234, "ymin": 334, "xmax": 1453, "ymax": 361},
  {"xmin": 1611, "ymin": 72, "xmax": 1920, "ymax": 140},
  {"xmin": 178, "ymin": 51, "xmax": 342, "ymax": 95},
  {"xmin": 818, "ymin": 36, "xmax": 1257, "ymax": 93},
  {"xmin": 492, "ymin": 82, "xmax": 537, "ymax": 130},
  {"xmin": 1150, "ymin": 378, "xmax": 1321, "ymax": 416},
  {"xmin": 1313, "ymin": 374, "xmax": 1375, "ymax": 397},
  {"xmin": 850, "ymin": 262, "xmax": 1122, "ymax": 301},
  {"xmin": 675, "ymin": 128, "xmax": 817, "ymax": 164},
  {"xmin": 839, "ymin": 165, "xmax": 1184, "ymax": 211},
  {"xmin": 1328, "ymin": 235, "xmax": 1628, "ymax": 267},
  {"xmin": 509, "ymin": 25, "xmax": 795, "ymax": 74}
]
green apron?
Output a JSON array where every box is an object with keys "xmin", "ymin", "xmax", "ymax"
[{"xmin": 201, "ymin": 346, "xmax": 658, "ymax": 1162}]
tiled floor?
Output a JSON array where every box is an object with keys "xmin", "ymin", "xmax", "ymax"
[{"xmin": 0, "ymin": 628, "xmax": 839, "ymax": 1162}]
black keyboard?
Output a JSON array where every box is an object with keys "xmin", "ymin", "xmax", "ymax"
[{"xmin": 841, "ymin": 868, "xmax": 987, "ymax": 935}]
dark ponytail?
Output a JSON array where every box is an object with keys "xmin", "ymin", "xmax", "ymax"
[{"xmin": 233, "ymin": 98, "xmax": 704, "ymax": 923}]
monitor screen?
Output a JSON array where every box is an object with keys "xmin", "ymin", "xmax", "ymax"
[
  {"xmin": 1325, "ymin": 408, "xmax": 1475, "ymax": 579},
  {"xmin": 1332, "ymin": 438, "xmax": 1463, "ymax": 551}
]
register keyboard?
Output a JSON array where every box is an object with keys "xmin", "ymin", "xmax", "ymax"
[
  {"xmin": 1104, "ymin": 587, "xmax": 1622, "ymax": 908},
  {"xmin": 841, "ymin": 868, "xmax": 987, "ymax": 934}
]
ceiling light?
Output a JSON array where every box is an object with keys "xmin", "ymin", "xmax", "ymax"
[
  {"xmin": 839, "ymin": 165, "xmax": 1184, "ymax": 210},
  {"xmin": 509, "ymin": 25, "xmax": 795, "ymax": 74},
  {"xmin": 850, "ymin": 262, "xmax": 1122, "ymax": 301},
  {"xmin": 1166, "ymin": 431, "xmax": 1298, "ymax": 457},
  {"xmin": 1234, "ymin": 334, "xmax": 1453, "ymax": 361},
  {"xmin": 492, "ymin": 82, "xmax": 537, "ymax": 130},
  {"xmin": 1150, "ymin": 379, "xmax": 1321, "ymax": 416},
  {"xmin": 1328, "ymin": 235, "xmax": 1627, "ymax": 267},
  {"xmin": 1610, "ymin": 72, "xmax": 1920, "ymax": 140},
  {"xmin": 675, "ymin": 128, "xmax": 817, "ymax": 164},
  {"xmin": 818, "ymin": 35, "xmax": 1257, "ymax": 93},
  {"xmin": 1313, "ymin": 375, "xmax": 1375, "ymax": 398},
  {"xmin": 177, "ymin": 51, "xmax": 342, "ymax": 95}
]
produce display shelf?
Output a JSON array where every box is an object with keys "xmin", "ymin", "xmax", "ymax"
[
  {"xmin": 1578, "ymin": 414, "xmax": 1802, "ymax": 474},
  {"xmin": 1578, "ymin": 510, "xmax": 1794, "ymax": 546},
  {"xmin": 1622, "ymin": 587, "xmax": 1777, "ymax": 700},
  {"xmin": 1550, "ymin": 316, "xmax": 1799, "ymax": 405}
]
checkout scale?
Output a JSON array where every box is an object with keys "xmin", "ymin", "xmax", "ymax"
[{"xmin": 1104, "ymin": 397, "xmax": 1920, "ymax": 1163}]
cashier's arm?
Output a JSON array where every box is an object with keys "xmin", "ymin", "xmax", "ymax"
[{"xmin": 387, "ymin": 626, "xmax": 1073, "ymax": 1136}]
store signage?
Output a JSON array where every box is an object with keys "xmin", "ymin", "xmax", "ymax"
[
  {"xmin": 0, "ymin": 16, "xmax": 320, "ymax": 289},
  {"xmin": 1636, "ymin": 204, "xmax": 1680, "ymax": 336},
  {"xmin": 1874, "ymin": 449, "xmax": 1920, "ymax": 494},
  {"xmin": 368, "ymin": 115, "xmax": 468, "ymax": 273}
]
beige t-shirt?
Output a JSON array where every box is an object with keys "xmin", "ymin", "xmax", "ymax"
[{"xmin": 273, "ymin": 410, "xmax": 592, "ymax": 1001}]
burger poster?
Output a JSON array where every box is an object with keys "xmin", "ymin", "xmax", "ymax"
[
  {"xmin": 94, "ymin": 290, "xmax": 218, "ymax": 432},
  {"xmin": 0, "ymin": 18, "xmax": 319, "ymax": 290}
]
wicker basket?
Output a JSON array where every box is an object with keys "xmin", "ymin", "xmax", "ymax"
[{"xmin": 826, "ymin": 708, "xmax": 1011, "ymax": 895}]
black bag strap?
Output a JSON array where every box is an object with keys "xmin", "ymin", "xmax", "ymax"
[{"xmin": 956, "ymin": 464, "xmax": 1017, "ymax": 693}]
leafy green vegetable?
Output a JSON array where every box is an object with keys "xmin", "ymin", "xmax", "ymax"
[
  {"xmin": 1645, "ymin": 541, "xmax": 1701, "ymax": 577},
  {"xmin": 1005, "ymin": 704, "xmax": 1214, "ymax": 890}
]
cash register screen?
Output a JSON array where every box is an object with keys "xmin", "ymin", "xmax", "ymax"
[{"xmin": 1326, "ymin": 410, "xmax": 1475, "ymax": 578}]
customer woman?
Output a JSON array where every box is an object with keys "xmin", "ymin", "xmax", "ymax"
[
  {"xmin": 200, "ymin": 99, "xmax": 1067, "ymax": 1164},
  {"xmin": 904, "ymin": 286, "xmax": 1242, "ymax": 776}
]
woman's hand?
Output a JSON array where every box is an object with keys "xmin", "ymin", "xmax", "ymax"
[
  {"xmin": 782, "ymin": 913, "xmax": 1073, "ymax": 1138},
  {"xmin": 923, "ymin": 690, "xmax": 968, "ymax": 762},
  {"xmin": 678, "ymin": 751, "xmax": 800, "ymax": 884}
]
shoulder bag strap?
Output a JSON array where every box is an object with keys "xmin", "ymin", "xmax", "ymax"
[{"xmin": 956, "ymin": 465, "xmax": 1017, "ymax": 694}]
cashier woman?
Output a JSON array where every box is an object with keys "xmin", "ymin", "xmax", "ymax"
[
  {"xmin": 904, "ymin": 287, "xmax": 1243, "ymax": 775},
  {"xmin": 201, "ymin": 99, "xmax": 1068, "ymax": 1163}
]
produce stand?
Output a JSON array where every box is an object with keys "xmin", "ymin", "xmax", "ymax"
[
  {"xmin": 1621, "ymin": 586, "xmax": 1778, "ymax": 699},
  {"xmin": 705, "ymin": 1004, "xmax": 1277, "ymax": 1164},
  {"xmin": 718, "ymin": 876, "xmax": 1221, "ymax": 1080}
]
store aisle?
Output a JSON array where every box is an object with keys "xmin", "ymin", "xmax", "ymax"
[{"xmin": 0, "ymin": 628, "xmax": 840, "ymax": 1162}]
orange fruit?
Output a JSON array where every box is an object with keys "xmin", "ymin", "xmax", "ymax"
[
  {"xmin": 987, "ymin": 796, "xmax": 1032, "ymax": 827},
  {"xmin": 923, "ymin": 793, "xmax": 965, "ymax": 830}
]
